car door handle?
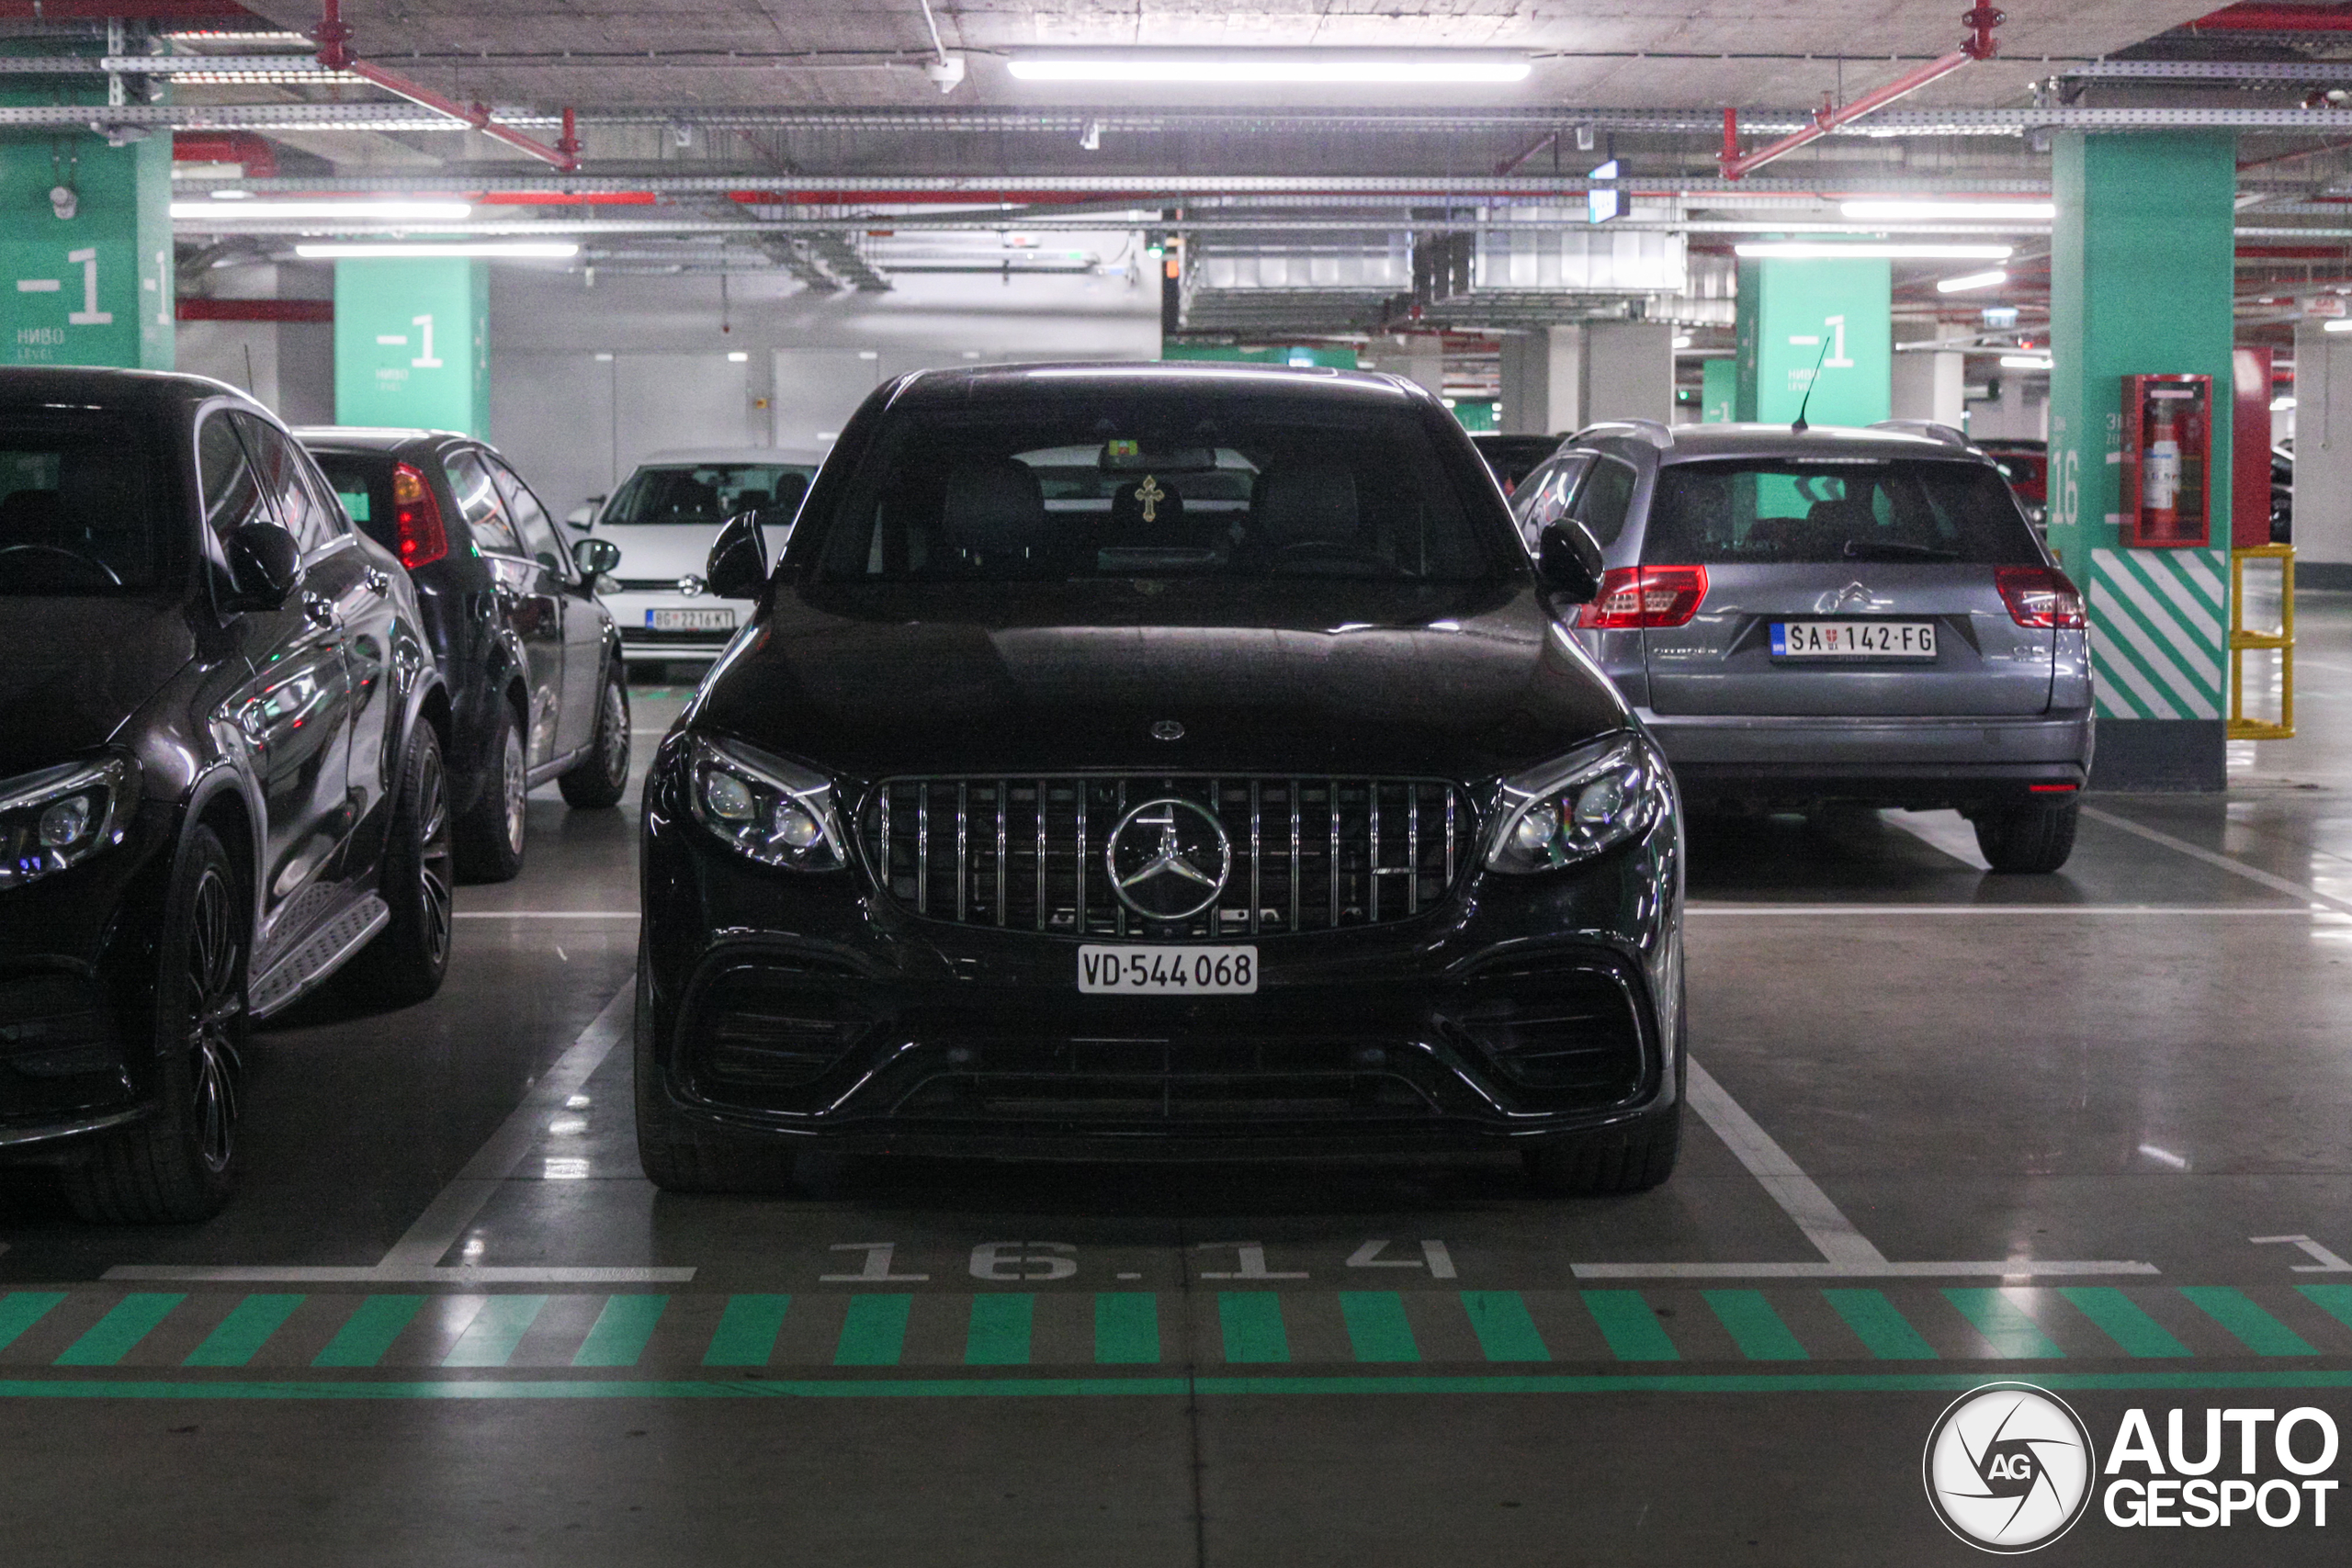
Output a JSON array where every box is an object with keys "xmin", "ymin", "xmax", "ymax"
[{"xmin": 301, "ymin": 592, "xmax": 339, "ymax": 630}]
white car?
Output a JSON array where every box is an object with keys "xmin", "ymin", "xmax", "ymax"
[{"xmin": 576, "ymin": 446, "xmax": 819, "ymax": 667}]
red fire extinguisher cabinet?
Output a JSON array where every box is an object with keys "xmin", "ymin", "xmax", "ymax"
[{"xmin": 2119, "ymin": 373, "xmax": 2213, "ymax": 548}]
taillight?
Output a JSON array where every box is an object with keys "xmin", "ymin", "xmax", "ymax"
[
  {"xmin": 1576, "ymin": 565, "xmax": 1710, "ymax": 629},
  {"xmin": 390, "ymin": 461, "xmax": 448, "ymax": 570},
  {"xmin": 1996, "ymin": 566, "xmax": 2085, "ymax": 629}
]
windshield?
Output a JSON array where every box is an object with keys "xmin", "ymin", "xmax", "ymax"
[
  {"xmin": 602, "ymin": 463, "xmax": 814, "ymax": 527},
  {"xmin": 1642, "ymin": 457, "xmax": 2042, "ymax": 566},
  {"xmin": 808, "ymin": 394, "xmax": 1499, "ymax": 584},
  {"xmin": 0, "ymin": 410, "xmax": 165, "ymax": 594}
]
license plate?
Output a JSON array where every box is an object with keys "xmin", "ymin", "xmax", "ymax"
[
  {"xmin": 649, "ymin": 608, "xmax": 735, "ymax": 631},
  {"xmin": 1078, "ymin": 945, "xmax": 1258, "ymax": 995},
  {"xmin": 1770, "ymin": 620, "xmax": 1938, "ymax": 659}
]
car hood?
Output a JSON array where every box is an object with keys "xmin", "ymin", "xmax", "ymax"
[
  {"xmin": 593, "ymin": 524, "xmax": 789, "ymax": 586},
  {"xmin": 0, "ymin": 598, "xmax": 194, "ymax": 778},
  {"xmin": 690, "ymin": 579, "xmax": 1630, "ymax": 781}
]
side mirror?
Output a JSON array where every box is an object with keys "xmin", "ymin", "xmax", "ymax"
[
  {"xmin": 1535, "ymin": 519, "xmax": 1606, "ymax": 604},
  {"xmin": 220, "ymin": 521, "xmax": 300, "ymax": 611},
  {"xmin": 572, "ymin": 536, "xmax": 622, "ymax": 577},
  {"xmin": 706, "ymin": 510, "xmax": 771, "ymax": 600}
]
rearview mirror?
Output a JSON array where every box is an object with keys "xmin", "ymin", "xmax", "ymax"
[
  {"xmin": 706, "ymin": 511, "xmax": 771, "ymax": 600},
  {"xmin": 572, "ymin": 536, "xmax": 622, "ymax": 577},
  {"xmin": 1535, "ymin": 519, "xmax": 1605, "ymax": 604},
  {"xmin": 219, "ymin": 521, "xmax": 300, "ymax": 612}
]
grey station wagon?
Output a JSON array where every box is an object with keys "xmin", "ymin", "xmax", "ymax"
[{"xmin": 1516, "ymin": 420, "xmax": 2091, "ymax": 874}]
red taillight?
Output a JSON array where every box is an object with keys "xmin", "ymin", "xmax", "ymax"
[
  {"xmin": 1577, "ymin": 565, "xmax": 1710, "ymax": 629},
  {"xmin": 390, "ymin": 461, "xmax": 448, "ymax": 570},
  {"xmin": 1996, "ymin": 566, "xmax": 2085, "ymax": 629},
  {"xmin": 2029, "ymin": 783, "xmax": 2079, "ymax": 794}
]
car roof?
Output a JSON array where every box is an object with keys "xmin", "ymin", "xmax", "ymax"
[
  {"xmin": 637, "ymin": 447, "xmax": 827, "ymax": 466},
  {"xmin": 885, "ymin": 360, "xmax": 1430, "ymax": 411},
  {"xmin": 291, "ymin": 426, "xmax": 473, "ymax": 452},
  {"xmin": 1594, "ymin": 423, "xmax": 1995, "ymax": 465},
  {"xmin": 1, "ymin": 365, "xmax": 269, "ymax": 418}
]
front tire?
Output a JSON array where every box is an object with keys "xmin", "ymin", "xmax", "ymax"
[
  {"xmin": 1522, "ymin": 1099, "xmax": 1682, "ymax": 1197},
  {"xmin": 1973, "ymin": 797, "xmax": 2078, "ymax": 874},
  {"xmin": 454, "ymin": 698, "xmax": 526, "ymax": 883},
  {"xmin": 559, "ymin": 662, "xmax": 631, "ymax": 809},
  {"xmin": 344, "ymin": 721, "xmax": 456, "ymax": 1008},
  {"xmin": 62, "ymin": 825, "xmax": 247, "ymax": 1224},
  {"xmin": 632, "ymin": 952, "xmax": 799, "ymax": 1194}
]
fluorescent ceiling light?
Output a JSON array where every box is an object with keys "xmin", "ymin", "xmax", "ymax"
[
  {"xmin": 1736, "ymin": 243, "xmax": 2013, "ymax": 260},
  {"xmin": 1999, "ymin": 355, "xmax": 2053, "ymax": 370},
  {"xmin": 1936, "ymin": 268, "xmax": 2008, "ymax": 293},
  {"xmin": 175, "ymin": 199, "xmax": 473, "ymax": 221},
  {"xmin": 2326, "ymin": 317, "xmax": 2352, "ymax": 333},
  {"xmin": 1839, "ymin": 200, "xmax": 2054, "ymax": 221},
  {"xmin": 1672, "ymin": 335, "xmax": 1693, "ymax": 350},
  {"xmin": 2273, "ymin": 395, "xmax": 2298, "ymax": 412},
  {"xmin": 1007, "ymin": 49, "xmax": 1529, "ymax": 84},
  {"xmin": 292, "ymin": 242, "xmax": 579, "ymax": 259}
]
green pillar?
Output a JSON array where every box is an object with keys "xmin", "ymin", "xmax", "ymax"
[
  {"xmin": 1701, "ymin": 358, "xmax": 1736, "ymax": 423},
  {"xmin": 334, "ymin": 258, "xmax": 491, "ymax": 434},
  {"xmin": 1, "ymin": 55, "xmax": 175, "ymax": 369},
  {"xmin": 2045, "ymin": 132, "xmax": 2235, "ymax": 791},
  {"xmin": 1734, "ymin": 254, "xmax": 1892, "ymax": 425}
]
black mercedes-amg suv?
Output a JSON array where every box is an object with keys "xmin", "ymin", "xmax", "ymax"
[{"xmin": 636, "ymin": 364, "xmax": 1686, "ymax": 1194}]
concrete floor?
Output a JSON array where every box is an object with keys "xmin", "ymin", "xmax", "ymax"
[{"xmin": 6, "ymin": 602, "xmax": 2352, "ymax": 1565}]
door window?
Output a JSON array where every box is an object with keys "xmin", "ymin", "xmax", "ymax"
[
  {"xmin": 231, "ymin": 413, "xmax": 334, "ymax": 555},
  {"xmin": 446, "ymin": 448, "xmax": 524, "ymax": 557},
  {"xmin": 1565, "ymin": 456, "xmax": 1639, "ymax": 547},
  {"xmin": 198, "ymin": 412, "xmax": 272, "ymax": 544},
  {"xmin": 1510, "ymin": 455, "xmax": 1590, "ymax": 548},
  {"xmin": 488, "ymin": 457, "xmax": 567, "ymax": 573}
]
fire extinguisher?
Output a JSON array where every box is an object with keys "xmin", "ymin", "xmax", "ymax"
[{"xmin": 2143, "ymin": 397, "xmax": 2182, "ymax": 538}]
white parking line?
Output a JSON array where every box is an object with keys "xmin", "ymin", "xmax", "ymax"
[
  {"xmin": 2081, "ymin": 805, "xmax": 2352, "ymax": 918},
  {"xmin": 107, "ymin": 979, "xmax": 694, "ymax": 1286}
]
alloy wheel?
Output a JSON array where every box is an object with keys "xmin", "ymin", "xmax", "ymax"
[
  {"xmin": 501, "ymin": 723, "xmax": 527, "ymax": 857},
  {"xmin": 599, "ymin": 679, "xmax": 630, "ymax": 786},
  {"xmin": 185, "ymin": 864, "xmax": 245, "ymax": 1175},
  {"xmin": 417, "ymin": 744, "xmax": 455, "ymax": 969}
]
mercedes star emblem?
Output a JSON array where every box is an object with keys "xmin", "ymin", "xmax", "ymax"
[
  {"xmin": 1150, "ymin": 719, "xmax": 1185, "ymax": 741},
  {"xmin": 1105, "ymin": 797, "xmax": 1232, "ymax": 921}
]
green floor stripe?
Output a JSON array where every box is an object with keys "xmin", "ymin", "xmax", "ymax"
[
  {"xmin": 1217, "ymin": 1292, "xmax": 1290, "ymax": 1364},
  {"xmin": 55, "ymin": 1294, "xmax": 185, "ymax": 1367},
  {"xmin": 2180, "ymin": 1287, "xmax": 2316, "ymax": 1357},
  {"xmin": 183, "ymin": 1295, "xmax": 306, "ymax": 1369},
  {"xmin": 2059, "ymin": 1288, "xmax": 2190, "ymax": 1359},
  {"xmin": 572, "ymin": 1295, "xmax": 669, "ymax": 1370},
  {"xmin": 833, "ymin": 1294, "xmax": 912, "ymax": 1367},
  {"xmin": 965, "ymin": 1295, "xmax": 1034, "ymax": 1367},
  {"xmin": 1581, "ymin": 1291, "xmax": 1679, "ymax": 1362},
  {"xmin": 1339, "ymin": 1292, "xmax": 1420, "ymax": 1363},
  {"xmin": 1702, "ymin": 1290, "xmax": 1808, "ymax": 1361},
  {"xmin": 1092, "ymin": 1293, "xmax": 1160, "ymax": 1365},
  {"xmin": 12, "ymin": 1370, "xmax": 2352, "ymax": 1401},
  {"xmin": 311, "ymin": 1296, "xmax": 424, "ymax": 1369},
  {"xmin": 2301, "ymin": 1284, "xmax": 2352, "ymax": 1336},
  {"xmin": 443, "ymin": 1296, "xmax": 548, "ymax": 1369},
  {"xmin": 702, "ymin": 1295, "xmax": 790, "ymax": 1368},
  {"xmin": 0, "ymin": 1293, "xmax": 68, "ymax": 1354},
  {"xmin": 1823, "ymin": 1291, "xmax": 1939, "ymax": 1360},
  {"xmin": 1944, "ymin": 1290, "xmax": 2064, "ymax": 1359},
  {"xmin": 1460, "ymin": 1292, "xmax": 1550, "ymax": 1363}
]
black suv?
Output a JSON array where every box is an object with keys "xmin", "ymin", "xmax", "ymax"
[
  {"xmin": 2, "ymin": 369, "xmax": 453, "ymax": 1222},
  {"xmin": 299, "ymin": 430, "xmax": 631, "ymax": 879},
  {"xmin": 636, "ymin": 364, "xmax": 1685, "ymax": 1195}
]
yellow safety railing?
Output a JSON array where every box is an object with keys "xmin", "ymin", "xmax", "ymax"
[{"xmin": 2229, "ymin": 544, "xmax": 2294, "ymax": 740}]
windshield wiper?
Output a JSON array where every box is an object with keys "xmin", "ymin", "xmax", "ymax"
[{"xmin": 1841, "ymin": 538, "xmax": 1959, "ymax": 562}]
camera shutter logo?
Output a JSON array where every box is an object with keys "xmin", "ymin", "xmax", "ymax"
[{"xmin": 1923, "ymin": 1382, "xmax": 2098, "ymax": 1553}]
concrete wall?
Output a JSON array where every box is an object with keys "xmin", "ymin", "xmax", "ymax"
[
  {"xmin": 2294, "ymin": 321, "xmax": 2352, "ymax": 584},
  {"xmin": 1580, "ymin": 321, "xmax": 1673, "ymax": 425},
  {"xmin": 1892, "ymin": 349, "xmax": 1964, "ymax": 427},
  {"xmin": 1964, "ymin": 378, "xmax": 2049, "ymax": 443},
  {"xmin": 174, "ymin": 263, "xmax": 335, "ymax": 426}
]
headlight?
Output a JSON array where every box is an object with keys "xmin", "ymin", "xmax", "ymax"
[
  {"xmin": 1484, "ymin": 734, "xmax": 1669, "ymax": 874},
  {"xmin": 684, "ymin": 735, "xmax": 846, "ymax": 872},
  {"xmin": 1, "ymin": 752, "xmax": 139, "ymax": 892}
]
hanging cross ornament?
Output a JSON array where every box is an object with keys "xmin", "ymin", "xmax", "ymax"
[{"xmin": 1135, "ymin": 474, "xmax": 1164, "ymax": 523}]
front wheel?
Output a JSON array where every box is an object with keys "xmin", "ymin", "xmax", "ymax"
[
  {"xmin": 559, "ymin": 663, "xmax": 631, "ymax": 809},
  {"xmin": 62, "ymin": 825, "xmax": 247, "ymax": 1223},
  {"xmin": 454, "ymin": 698, "xmax": 526, "ymax": 883},
  {"xmin": 1522, "ymin": 1099, "xmax": 1682, "ymax": 1197},
  {"xmin": 344, "ymin": 721, "xmax": 456, "ymax": 1008},
  {"xmin": 1973, "ymin": 797, "xmax": 2078, "ymax": 874}
]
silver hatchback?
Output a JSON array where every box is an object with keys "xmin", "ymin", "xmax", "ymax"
[{"xmin": 1516, "ymin": 420, "xmax": 2092, "ymax": 873}]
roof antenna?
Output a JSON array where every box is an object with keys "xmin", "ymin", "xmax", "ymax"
[{"xmin": 1791, "ymin": 332, "xmax": 1835, "ymax": 433}]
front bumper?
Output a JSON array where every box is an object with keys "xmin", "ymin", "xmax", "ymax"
[
  {"xmin": 1640, "ymin": 708, "xmax": 2094, "ymax": 810},
  {"xmin": 639, "ymin": 758, "xmax": 1685, "ymax": 1159},
  {"xmin": 2, "ymin": 800, "xmax": 177, "ymax": 1155}
]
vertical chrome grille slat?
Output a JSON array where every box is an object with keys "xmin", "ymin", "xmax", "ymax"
[{"xmin": 863, "ymin": 774, "xmax": 1469, "ymax": 937}]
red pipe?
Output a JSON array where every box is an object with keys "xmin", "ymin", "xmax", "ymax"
[
  {"xmin": 313, "ymin": 0, "xmax": 579, "ymax": 173},
  {"xmin": 174, "ymin": 130, "xmax": 277, "ymax": 178},
  {"xmin": 2190, "ymin": 3, "xmax": 2352, "ymax": 30},
  {"xmin": 1721, "ymin": 6, "xmax": 2003, "ymax": 181}
]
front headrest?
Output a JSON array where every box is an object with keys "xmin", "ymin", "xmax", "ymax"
[
  {"xmin": 940, "ymin": 457, "xmax": 1046, "ymax": 558},
  {"xmin": 1806, "ymin": 496, "xmax": 1876, "ymax": 534},
  {"xmin": 1253, "ymin": 461, "xmax": 1360, "ymax": 547},
  {"xmin": 0, "ymin": 489, "xmax": 70, "ymax": 547}
]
